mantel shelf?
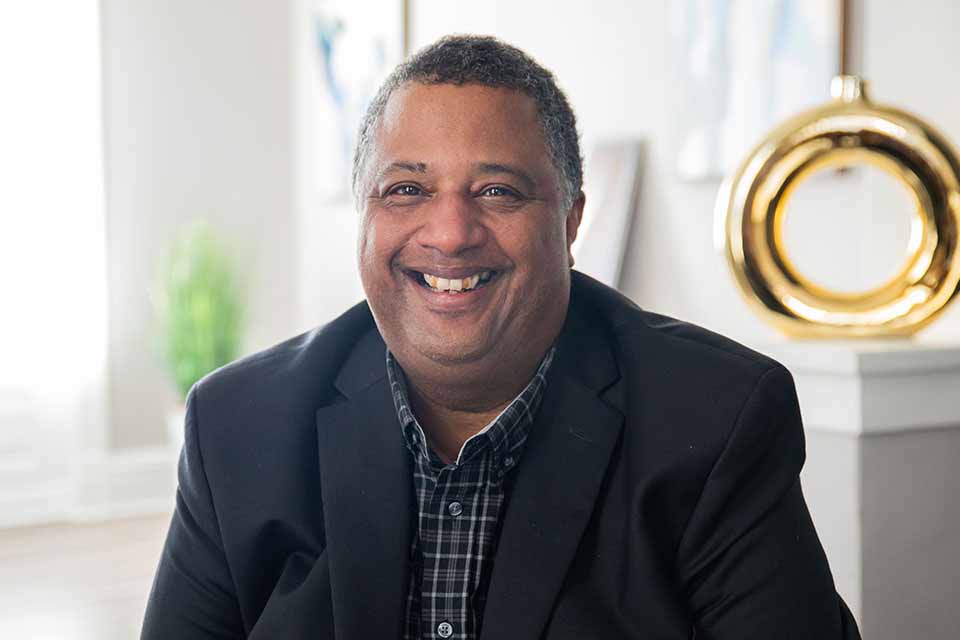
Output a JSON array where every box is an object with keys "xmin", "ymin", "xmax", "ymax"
[{"xmin": 756, "ymin": 339, "xmax": 960, "ymax": 435}]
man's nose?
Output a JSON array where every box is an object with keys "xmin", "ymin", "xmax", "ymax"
[{"xmin": 415, "ymin": 193, "xmax": 487, "ymax": 256}]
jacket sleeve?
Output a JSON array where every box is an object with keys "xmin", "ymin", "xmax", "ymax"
[
  {"xmin": 676, "ymin": 365, "xmax": 861, "ymax": 640},
  {"xmin": 141, "ymin": 383, "xmax": 245, "ymax": 639}
]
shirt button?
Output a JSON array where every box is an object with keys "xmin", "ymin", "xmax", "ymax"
[
  {"xmin": 503, "ymin": 456, "xmax": 515, "ymax": 468},
  {"xmin": 437, "ymin": 621, "xmax": 454, "ymax": 638},
  {"xmin": 447, "ymin": 501, "xmax": 463, "ymax": 517}
]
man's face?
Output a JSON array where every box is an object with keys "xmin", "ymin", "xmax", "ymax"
[{"xmin": 357, "ymin": 82, "xmax": 583, "ymax": 377}]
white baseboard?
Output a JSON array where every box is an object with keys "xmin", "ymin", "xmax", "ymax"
[
  {"xmin": 0, "ymin": 446, "xmax": 179, "ymax": 528},
  {"xmin": 69, "ymin": 445, "xmax": 179, "ymax": 521},
  {"xmin": 0, "ymin": 468, "xmax": 72, "ymax": 529}
]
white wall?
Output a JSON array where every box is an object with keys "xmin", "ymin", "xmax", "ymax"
[
  {"xmin": 100, "ymin": 0, "xmax": 300, "ymax": 448},
  {"xmin": 411, "ymin": 0, "xmax": 960, "ymax": 347}
]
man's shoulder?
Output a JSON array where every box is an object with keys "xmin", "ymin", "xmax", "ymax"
[
  {"xmin": 570, "ymin": 274, "xmax": 797, "ymax": 487},
  {"xmin": 193, "ymin": 299, "xmax": 376, "ymax": 412},
  {"xmin": 570, "ymin": 271, "xmax": 783, "ymax": 386}
]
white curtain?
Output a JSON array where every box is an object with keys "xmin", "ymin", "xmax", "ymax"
[{"xmin": 0, "ymin": 3, "xmax": 109, "ymax": 523}]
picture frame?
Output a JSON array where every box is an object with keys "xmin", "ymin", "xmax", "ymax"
[
  {"xmin": 571, "ymin": 140, "xmax": 645, "ymax": 290},
  {"xmin": 309, "ymin": 0, "xmax": 408, "ymax": 200}
]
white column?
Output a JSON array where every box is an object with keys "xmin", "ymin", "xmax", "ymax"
[{"xmin": 764, "ymin": 340, "xmax": 960, "ymax": 640}]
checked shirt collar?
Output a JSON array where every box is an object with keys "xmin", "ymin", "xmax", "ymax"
[{"xmin": 385, "ymin": 346, "xmax": 556, "ymax": 470}]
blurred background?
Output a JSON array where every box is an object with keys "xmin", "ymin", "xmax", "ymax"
[{"xmin": 1, "ymin": 1, "xmax": 958, "ymax": 638}]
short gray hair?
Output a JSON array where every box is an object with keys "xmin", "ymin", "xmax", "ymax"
[{"xmin": 351, "ymin": 34, "xmax": 583, "ymax": 209}]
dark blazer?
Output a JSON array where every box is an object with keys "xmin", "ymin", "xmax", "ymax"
[{"xmin": 142, "ymin": 271, "xmax": 860, "ymax": 639}]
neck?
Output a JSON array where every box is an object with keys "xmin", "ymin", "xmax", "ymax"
[
  {"xmin": 400, "ymin": 348, "xmax": 545, "ymax": 464},
  {"xmin": 406, "ymin": 387, "xmax": 505, "ymax": 464}
]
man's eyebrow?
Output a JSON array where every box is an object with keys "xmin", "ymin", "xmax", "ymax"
[
  {"xmin": 475, "ymin": 163, "xmax": 537, "ymax": 190},
  {"xmin": 374, "ymin": 161, "xmax": 428, "ymax": 182}
]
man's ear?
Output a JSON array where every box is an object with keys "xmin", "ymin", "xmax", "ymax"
[{"xmin": 565, "ymin": 191, "xmax": 586, "ymax": 268}]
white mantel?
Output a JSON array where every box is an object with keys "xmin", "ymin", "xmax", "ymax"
[
  {"xmin": 765, "ymin": 339, "xmax": 960, "ymax": 435},
  {"xmin": 759, "ymin": 339, "xmax": 960, "ymax": 640}
]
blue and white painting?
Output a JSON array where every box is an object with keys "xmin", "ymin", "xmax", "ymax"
[
  {"xmin": 311, "ymin": 0, "xmax": 403, "ymax": 199},
  {"xmin": 672, "ymin": 0, "xmax": 839, "ymax": 180}
]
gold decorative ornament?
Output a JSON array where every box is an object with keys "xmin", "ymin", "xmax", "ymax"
[{"xmin": 716, "ymin": 75, "xmax": 960, "ymax": 337}]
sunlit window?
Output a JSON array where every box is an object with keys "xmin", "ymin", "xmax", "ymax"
[{"xmin": 0, "ymin": 3, "xmax": 108, "ymax": 487}]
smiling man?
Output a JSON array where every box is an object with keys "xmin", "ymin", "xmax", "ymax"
[{"xmin": 142, "ymin": 36, "xmax": 861, "ymax": 639}]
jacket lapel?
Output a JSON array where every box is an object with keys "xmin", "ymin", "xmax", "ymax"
[
  {"xmin": 316, "ymin": 329, "xmax": 413, "ymax": 640},
  {"xmin": 480, "ymin": 306, "xmax": 625, "ymax": 640}
]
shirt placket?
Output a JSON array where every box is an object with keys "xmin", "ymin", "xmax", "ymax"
[
  {"xmin": 388, "ymin": 346, "xmax": 555, "ymax": 640},
  {"xmin": 420, "ymin": 456, "xmax": 484, "ymax": 640}
]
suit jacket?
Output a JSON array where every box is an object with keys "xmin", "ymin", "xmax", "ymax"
[{"xmin": 142, "ymin": 271, "xmax": 861, "ymax": 639}]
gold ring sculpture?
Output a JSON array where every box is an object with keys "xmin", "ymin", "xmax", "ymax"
[{"xmin": 716, "ymin": 75, "xmax": 960, "ymax": 337}]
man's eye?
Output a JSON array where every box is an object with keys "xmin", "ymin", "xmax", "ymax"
[
  {"xmin": 387, "ymin": 184, "xmax": 423, "ymax": 197},
  {"xmin": 479, "ymin": 185, "xmax": 520, "ymax": 199}
]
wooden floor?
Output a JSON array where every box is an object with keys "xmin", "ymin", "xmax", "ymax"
[{"xmin": 0, "ymin": 514, "xmax": 171, "ymax": 640}]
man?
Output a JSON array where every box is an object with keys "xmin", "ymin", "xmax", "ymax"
[{"xmin": 142, "ymin": 35, "xmax": 860, "ymax": 639}]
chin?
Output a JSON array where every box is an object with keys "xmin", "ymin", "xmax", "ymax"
[{"xmin": 411, "ymin": 335, "xmax": 492, "ymax": 368}]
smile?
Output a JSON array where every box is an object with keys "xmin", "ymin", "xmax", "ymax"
[{"xmin": 405, "ymin": 269, "xmax": 498, "ymax": 293}]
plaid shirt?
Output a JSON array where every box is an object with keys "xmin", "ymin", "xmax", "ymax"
[{"xmin": 386, "ymin": 347, "xmax": 555, "ymax": 640}]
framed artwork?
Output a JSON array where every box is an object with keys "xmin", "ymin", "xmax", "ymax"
[
  {"xmin": 571, "ymin": 140, "xmax": 645, "ymax": 290},
  {"xmin": 309, "ymin": 0, "xmax": 408, "ymax": 200},
  {"xmin": 296, "ymin": 0, "xmax": 408, "ymax": 329},
  {"xmin": 672, "ymin": 0, "xmax": 841, "ymax": 180}
]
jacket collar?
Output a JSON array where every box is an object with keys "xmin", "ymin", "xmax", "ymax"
[
  {"xmin": 317, "ymin": 326, "xmax": 412, "ymax": 640},
  {"xmin": 479, "ymin": 287, "xmax": 625, "ymax": 639}
]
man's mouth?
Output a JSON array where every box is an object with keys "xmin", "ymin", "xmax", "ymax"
[{"xmin": 404, "ymin": 269, "xmax": 498, "ymax": 293}]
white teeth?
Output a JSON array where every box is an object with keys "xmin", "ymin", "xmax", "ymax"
[{"xmin": 419, "ymin": 271, "xmax": 491, "ymax": 292}]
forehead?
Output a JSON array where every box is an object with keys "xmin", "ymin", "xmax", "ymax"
[{"xmin": 371, "ymin": 82, "xmax": 550, "ymax": 170}]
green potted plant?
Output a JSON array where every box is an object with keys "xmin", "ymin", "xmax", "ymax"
[{"xmin": 154, "ymin": 221, "xmax": 244, "ymax": 446}]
